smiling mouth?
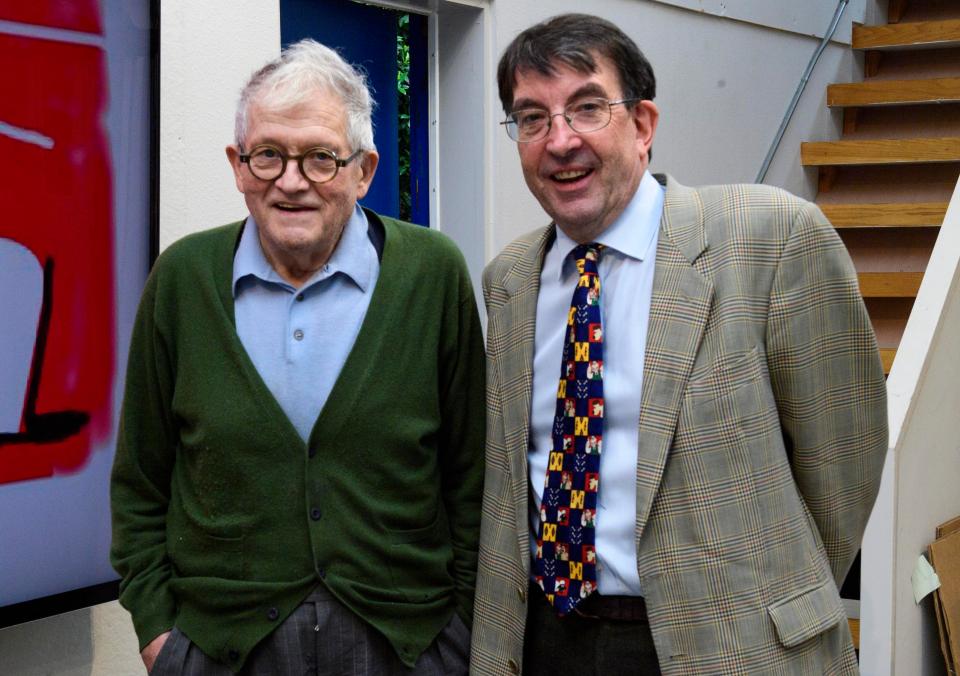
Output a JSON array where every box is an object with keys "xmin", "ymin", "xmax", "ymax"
[{"xmin": 552, "ymin": 169, "xmax": 591, "ymax": 183}]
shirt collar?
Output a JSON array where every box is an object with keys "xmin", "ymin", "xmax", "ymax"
[
  {"xmin": 553, "ymin": 170, "xmax": 664, "ymax": 281},
  {"xmin": 233, "ymin": 205, "xmax": 376, "ymax": 296}
]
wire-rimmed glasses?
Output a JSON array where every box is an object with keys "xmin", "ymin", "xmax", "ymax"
[{"xmin": 501, "ymin": 97, "xmax": 642, "ymax": 143}]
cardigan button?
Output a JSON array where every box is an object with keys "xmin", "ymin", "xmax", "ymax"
[
  {"xmin": 507, "ymin": 658, "xmax": 520, "ymax": 674},
  {"xmin": 227, "ymin": 649, "xmax": 240, "ymax": 662},
  {"xmin": 310, "ymin": 507, "xmax": 322, "ymax": 521},
  {"xmin": 266, "ymin": 607, "xmax": 279, "ymax": 621}
]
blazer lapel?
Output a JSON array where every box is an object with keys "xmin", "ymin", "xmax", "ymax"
[
  {"xmin": 635, "ymin": 176, "xmax": 714, "ymax": 540},
  {"xmin": 487, "ymin": 226, "xmax": 554, "ymax": 569}
]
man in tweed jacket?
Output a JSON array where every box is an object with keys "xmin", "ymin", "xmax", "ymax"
[{"xmin": 471, "ymin": 13, "xmax": 887, "ymax": 675}]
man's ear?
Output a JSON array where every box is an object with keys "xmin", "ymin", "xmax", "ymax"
[
  {"xmin": 632, "ymin": 100, "xmax": 659, "ymax": 161},
  {"xmin": 355, "ymin": 150, "xmax": 380, "ymax": 200},
  {"xmin": 225, "ymin": 145, "xmax": 245, "ymax": 193}
]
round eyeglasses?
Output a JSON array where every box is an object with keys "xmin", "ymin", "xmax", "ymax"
[
  {"xmin": 501, "ymin": 97, "xmax": 642, "ymax": 143},
  {"xmin": 239, "ymin": 145, "xmax": 362, "ymax": 183}
]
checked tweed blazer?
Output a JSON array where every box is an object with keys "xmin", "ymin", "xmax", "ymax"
[{"xmin": 470, "ymin": 176, "xmax": 888, "ymax": 675}]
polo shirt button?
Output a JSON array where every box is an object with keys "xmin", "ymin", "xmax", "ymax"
[
  {"xmin": 507, "ymin": 658, "xmax": 520, "ymax": 674},
  {"xmin": 296, "ymin": 293, "xmax": 305, "ymax": 302},
  {"xmin": 228, "ymin": 649, "xmax": 239, "ymax": 661},
  {"xmin": 310, "ymin": 507, "xmax": 322, "ymax": 521},
  {"xmin": 293, "ymin": 329, "xmax": 304, "ymax": 341},
  {"xmin": 267, "ymin": 607, "xmax": 279, "ymax": 621}
]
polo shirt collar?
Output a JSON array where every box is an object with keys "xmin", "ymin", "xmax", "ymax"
[{"xmin": 233, "ymin": 205, "xmax": 375, "ymax": 295}]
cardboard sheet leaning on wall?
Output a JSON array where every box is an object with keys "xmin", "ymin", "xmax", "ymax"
[{"xmin": 928, "ymin": 516, "xmax": 960, "ymax": 675}]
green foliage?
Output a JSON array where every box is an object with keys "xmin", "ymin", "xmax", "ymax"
[{"xmin": 397, "ymin": 13, "xmax": 412, "ymax": 221}]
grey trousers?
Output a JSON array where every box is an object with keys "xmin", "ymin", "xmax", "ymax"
[{"xmin": 150, "ymin": 586, "xmax": 470, "ymax": 675}]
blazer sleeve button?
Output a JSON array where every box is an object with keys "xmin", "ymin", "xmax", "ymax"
[{"xmin": 508, "ymin": 658, "xmax": 520, "ymax": 674}]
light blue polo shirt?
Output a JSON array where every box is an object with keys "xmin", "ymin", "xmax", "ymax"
[{"xmin": 232, "ymin": 206, "xmax": 379, "ymax": 441}]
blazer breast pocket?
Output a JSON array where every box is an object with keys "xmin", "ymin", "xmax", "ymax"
[
  {"xmin": 682, "ymin": 345, "xmax": 768, "ymax": 419},
  {"xmin": 674, "ymin": 345, "xmax": 786, "ymax": 481}
]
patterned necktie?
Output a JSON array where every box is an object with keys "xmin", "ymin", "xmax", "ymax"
[{"xmin": 534, "ymin": 243, "xmax": 603, "ymax": 616}]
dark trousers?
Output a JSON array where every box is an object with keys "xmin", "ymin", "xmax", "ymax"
[
  {"xmin": 150, "ymin": 585, "xmax": 469, "ymax": 675},
  {"xmin": 523, "ymin": 582, "xmax": 661, "ymax": 676}
]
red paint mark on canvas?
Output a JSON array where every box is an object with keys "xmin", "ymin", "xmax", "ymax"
[{"xmin": 0, "ymin": 1, "xmax": 114, "ymax": 483}]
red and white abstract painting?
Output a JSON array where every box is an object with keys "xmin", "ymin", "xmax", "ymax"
[{"xmin": 0, "ymin": 0, "xmax": 114, "ymax": 484}]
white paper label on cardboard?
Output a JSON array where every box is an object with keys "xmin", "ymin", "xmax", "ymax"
[{"xmin": 912, "ymin": 554, "xmax": 941, "ymax": 604}]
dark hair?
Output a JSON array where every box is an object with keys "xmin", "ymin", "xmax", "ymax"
[{"xmin": 497, "ymin": 13, "xmax": 656, "ymax": 114}]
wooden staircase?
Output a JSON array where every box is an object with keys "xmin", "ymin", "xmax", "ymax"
[{"xmin": 800, "ymin": 0, "xmax": 960, "ymax": 377}]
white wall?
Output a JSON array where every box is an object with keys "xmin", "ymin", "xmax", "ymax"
[
  {"xmin": 861, "ymin": 178, "xmax": 960, "ymax": 676},
  {"xmin": 651, "ymin": 0, "xmax": 867, "ymax": 44},
  {"xmin": 0, "ymin": 603, "xmax": 142, "ymax": 676},
  {"xmin": 159, "ymin": 1, "xmax": 280, "ymax": 250}
]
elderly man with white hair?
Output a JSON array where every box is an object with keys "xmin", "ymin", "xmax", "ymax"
[{"xmin": 110, "ymin": 39, "xmax": 484, "ymax": 675}]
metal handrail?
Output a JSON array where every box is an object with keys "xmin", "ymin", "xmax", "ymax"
[{"xmin": 756, "ymin": 0, "xmax": 850, "ymax": 184}]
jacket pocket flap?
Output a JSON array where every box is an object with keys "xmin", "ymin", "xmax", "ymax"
[{"xmin": 767, "ymin": 580, "xmax": 846, "ymax": 648}]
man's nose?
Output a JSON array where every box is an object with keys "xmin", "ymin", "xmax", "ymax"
[
  {"xmin": 544, "ymin": 113, "xmax": 582, "ymax": 154},
  {"xmin": 274, "ymin": 158, "xmax": 309, "ymax": 191}
]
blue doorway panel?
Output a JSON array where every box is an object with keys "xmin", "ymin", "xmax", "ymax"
[{"xmin": 281, "ymin": 0, "xmax": 429, "ymax": 226}]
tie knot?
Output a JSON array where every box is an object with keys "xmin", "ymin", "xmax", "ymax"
[{"xmin": 573, "ymin": 243, "xmax": 602, "ymax": 264}]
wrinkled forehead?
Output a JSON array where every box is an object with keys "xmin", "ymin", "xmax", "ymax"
[{"xmin": 244, "ymin": 93, "xmax": 350, "ymax": 147}]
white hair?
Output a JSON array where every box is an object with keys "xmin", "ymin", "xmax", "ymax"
[{"xmin": 234, "ymin": 38, "xmax": 376, "ymax": 152}]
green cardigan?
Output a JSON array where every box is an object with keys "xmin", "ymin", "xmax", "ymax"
[{"xmin": 110, "ymin": 213, "xmax": 485, "ymax": 671}]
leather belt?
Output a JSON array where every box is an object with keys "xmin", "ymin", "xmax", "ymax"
[
  {"xmin": 531, "ymin": 580, "xmax": 648, "ymax": 622},
  {"xmin": 574, "ymin": 591, "xmax": 648, "ymax": 622}
]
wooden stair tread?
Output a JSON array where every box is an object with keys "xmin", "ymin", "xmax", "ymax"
[
  {"xmin": 828, "ymin": 77, "xmax": 960, "ymax": 107},
  {"xmin": 853, "ymin": 19, "xmax": 960, "ymax": 50},
  {"xmin": 879, "ymin": 348, "xmax": 896, "ymax": 375},
  {"xmin": 801, "ymin": 137, "xmax": 960, "ymax": 166},
  {"xmin": 858, "ymin": 272, "xmax": 923, "ymax": 297},
  {"xmin": 820, "ymin": 201, "xmax": 947, "ymax": 227},
  {"xmin": 848, "ymin": 617, "xmax": 861, "ymax": 650}
]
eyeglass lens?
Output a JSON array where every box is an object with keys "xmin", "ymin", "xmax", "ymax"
[
  {"xmin": 507, "ymin": 98, "xmax": 618, "ymax": 142},
  {"xmin": 248, "ymin": 147, "xmax": 341, "ymax": 182}
]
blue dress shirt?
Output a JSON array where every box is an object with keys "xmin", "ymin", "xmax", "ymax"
[
  {"xmin": 232, "ymin": 206, "xmax": 379, "ymax": 442},
  {"xmin": 530, "ymin": 171, "xmax": 663, "ymax": 596}
]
